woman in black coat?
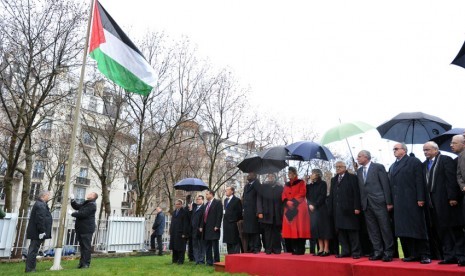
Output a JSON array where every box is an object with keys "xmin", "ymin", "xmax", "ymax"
[{"xmin": 306, "ymin": 169, "xmax": 333, "ymax": 256}]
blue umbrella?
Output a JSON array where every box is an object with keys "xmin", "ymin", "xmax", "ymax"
[
  {"xmin": 285, "ymin": 141, "xmax": 335, "ymax": 161},
  {"xmin": 174, "ymin": 178, "xmax": 208, "ymax": 191},
  {"xmin": 430, "ymin": 128, "xmax": 465, "ymax": 152}
]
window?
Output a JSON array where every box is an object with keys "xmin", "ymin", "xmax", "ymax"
[
  {"xmin": 56, "ymin": 185, "xmax": 63, "ymax": 203},
  {"xmin": 0, "ymin": 160, "xmax": 6, "ymax": 175},
  {"xmin": 29, "ymin": 182, "xmax": 41, "ymax": 201},
  {"xmin": 41, "ymin": 119, "xmax": 52, "ymax": 132},
  {"xmin": 39, "ymin": 140, "xmax": 49, "ymax": 157},
  {"xmin": 79, "ymin": 168, "xmax": 88, "ymax": 178},
  {"xmin": 0, "ymin": 181, "xmax": 5, "ymax": 200},
  {"xmin": 32, "ymin": 160, "xmax": 45, "ymax": 179},
  {"xmin": 75, "ymin": 187, "xmax": 86, "ymax": 204},
  {"xmin": 82, "ymin": 131, "xmax": 94, "ymax": 146}
]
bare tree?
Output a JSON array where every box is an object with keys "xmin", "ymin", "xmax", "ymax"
[
  {"xmin": 79, "ymin": 80, "xmax": 132, "ymax": 218},
  {"xmin": 126, "ymin": 38, "xmax": 207, "ymax": 216},
  {"xmin": 0, "ymin": 0, "xmax": 85, "ymax": 212},
  {"xmin": 198, "ymin": 70, "xmax": 253, "ymax": 193}
]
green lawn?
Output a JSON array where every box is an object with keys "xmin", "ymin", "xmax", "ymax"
[{"xmin": 0, "ymin": 255, "xmax": 245, "ymax": 276}]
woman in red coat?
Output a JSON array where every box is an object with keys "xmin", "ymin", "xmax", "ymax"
[{"xmin": 282, "ymin": 167, "xmax": 311, "ymax": 255}]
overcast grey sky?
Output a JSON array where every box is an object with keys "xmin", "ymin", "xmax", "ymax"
[{"xmin": 98, "ymin": 0, "xmax": 465, "ymax": 165}]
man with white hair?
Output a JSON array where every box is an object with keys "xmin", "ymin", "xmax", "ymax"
[
  {"xmin": 422, "ymin": 141, "xmax": 464, "ymax": 265},
  {"xmin": 25, "ymin": 190, "xmax": 52, "ymax": 273}
]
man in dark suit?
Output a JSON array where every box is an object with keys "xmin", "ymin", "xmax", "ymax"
[
  {"xmin": 191, "ymin": 195, "xmax": 206, "ymax": 264},
  {"xmin": 329, "ymin": 161, "xmax": 362, "ymax": 259},
  {"xmin": 257, "ymin": 174, "xmax": 284, "ymax": 255},
  {"xmin": 200, "ymin": 189, "xmax": 223, "ymax": 266},
  {"xmin": 25, "ymin": 190, "xmax": 53, "ymax": 273},
  {"xmin": 389, "ymin": 143, "xmax": 431, "ymax": 264},
  {"xmin": 70, "ymin": 192, "xmax": 98, "ymax": 269},
  {"xmin": 422, "ymin": 141, "xmax": 465, "ymax": 265},
  {"xmin": 184, "ymin": 195, "xmax": 195, "ymax": 262},
  {"xmin": 242, "ymin": 172, "xmax": 261, "ymax": 253},
  {"xmin": 223, "ymin": 186, "xmax": 243, "ymax": 254},
  {"xmin": 169, "ymin": 199, "xmax": 190, "ymax": 264},
  {"xmin": 150, "ymin": 207, "xmax": 166, "ymax": 256},
  {"xmin": 357, "ymin": 150, "xmax": 394, "ymax": 262}
]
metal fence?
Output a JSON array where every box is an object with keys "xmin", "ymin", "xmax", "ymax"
[{"xmin": 0, "ymin": 212, "xmax": 227, "ymax": 259}]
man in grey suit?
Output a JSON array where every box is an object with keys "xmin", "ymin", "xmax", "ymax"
[{"xmin": 357, "ymin": 150, "xmax": 394, "ymax": 262}]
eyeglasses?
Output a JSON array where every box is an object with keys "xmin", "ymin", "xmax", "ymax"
[
  {"xmin": 335, "ymin": 166, "xmax": 345, "ymax": 168},
  {"xmin": 393, "ymin": 148, "xmax": 402, "ymax": 151}
]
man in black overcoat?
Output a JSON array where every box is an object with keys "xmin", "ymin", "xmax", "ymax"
[
  {"xmin": 242, "ymin": 172, "xmax": 261, "ymax": 253},
  {"xmin": 257, "ymin": 174, "xmax": 283, "ymax": 254},
  {"xmin": 25, "ymin": 190, "xmax": 53, "ymax": 273},
  {"xmin": 357, "ymin": 150, "xmax": 394, "ymax": 262},
  {"xmin": 191, "ymin": 195, "xmax": 206, "ymax": 264},
  {"xmin": 183, "ymin": 194, "xmax": 195, "ymax": 262},
  {"xmin": 70, "ymin": 192, "xmax": 98, "ymax": 269},
  {"xmin": 389, "ymin": 143, "xmax": 431, "ymax": 264},
  {"xmin": 223, "ymin": 186, "xmax": 243, "ymax": 254},
  {"xmin": 200, "ymin": 189, "xmax": 223, "ymax": 266},
  {"xmin": 150, "ymin": 206, "xmax": 166, "ymax": 256},
  {"xmin": 423, "ymin": 141, "xmax": 465, "ymax": 264},
  {"xmin": 169, "ymin": 199, "xmax": 190, "ymax": 264},
  {"xmin": 329, "ymin": 161, "xmax": 362, "ymax": 259}
]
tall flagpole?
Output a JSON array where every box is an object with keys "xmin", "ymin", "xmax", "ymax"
[{"xmin": 51, "ymin": 0, "xmax": 95, "ymax": 270}]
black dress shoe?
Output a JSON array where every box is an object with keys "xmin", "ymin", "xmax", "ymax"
[
  {"xmin": 402, "ymin": 256, "xmax": 420, "ymax": 262},
  {"xmin": 382, "ymin": 256, "xmax": 393, "ymax": 262},
  {"xmin": 458, "ymin": 260, "xmax": 465, "ymax": 266},
  {"xmin": 352, "ymin": 255, "xmax": 361, "ymax": 259},
  {"xmin": 265, "ymin": 251, "xmax": 272, "ymax": 255},
  {"xmin": 313, "ymin": 251, "xmax": 323, "ymax": 256},
  {"xmin": 335, "ymin": 254, "xmax": 350, "ymax": 258},
  {"xmin": 320, "ymin": 251, "xmax": 330, "ymax": 257},
  {"xmin": 438, "ymin": 258, "xmax": 457, "ymax": 264},
  {"xmin": 369, "ymin": 255, "xmax": 383, "ymax": 261},
  {"xmin": 420, "ymin": 257, "xmax": 431, "ymax": 264}
]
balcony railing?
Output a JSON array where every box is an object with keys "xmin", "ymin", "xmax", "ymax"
[
  {"xmin": 32, "ymin": 172, "xmax": 44, "ymax": 179},
  {"xmin": 75, "ymin": 177, "xmax": 90, "ymax": 186}
]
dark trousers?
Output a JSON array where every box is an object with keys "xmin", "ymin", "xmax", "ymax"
[
  {"xmin": 226, "ymin": 243, "xmax": 241, "ymax": 254},
  {"xmin": 25, "ymin": 239, "xmax": 42, "ymax": 272},
  {"xmin": 76, "ymin": 232, "xmax": 93, "ymax": 267},
  {"xmin": 205, "ymin": 239, "xmax": 220, "ymax": 265},
  {"xmin": 338, "ymin": 229, "xmax": 361, "ymax": 256},
  {"xmin": 150, "ymin": 233, "xmax": 163, "ymax": 254},
  {"xmin": 172, "ymin": 249, "xmax": 186, "ymax": 264},
  {"xmin": 262, "ymin": 223, "xmax": 282, "ymax": 254},
  {"xmin": 243, "ymin": 232, "xmax": 261, "ymax": 253},
  {"xmin": 188, "ymin": 238, "xmax": 194, "ymax": 261},
  {"xmin": 192, "ymin": 237, "xmax": 205, "ymax": 264},
  {"xmin": 364, "ymin": 203, "xmax": 394, "ymax": 257},
  {"xmin": 400, "ymin": 237, "xmax": 430, "ymax": 259},
  {"xmin": 439, "ymin": 225, "xmax": 465, "ymax": 261}
]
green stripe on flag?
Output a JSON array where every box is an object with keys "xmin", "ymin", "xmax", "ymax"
[{"xmin": 90, "ymin": 48, "xmax": 153, "ymax": 96}]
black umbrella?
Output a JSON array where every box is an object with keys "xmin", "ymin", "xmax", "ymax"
[
  {"xmin": 376, "ymin": 112, "xmax": 452, "ymax": 145},
  {"xmin": 430, "ymin": 128, "xmax": 465, "ymax": 152},
  {"xmin": 237, "ymin": 146, "xmax": 294, "ymax": 174},
  {"xmin": 452, "ymin": 40, "xmax": 465, "ymax": 69},
  {"xmin": 174, "ymin": 178, "xmax": 209, "ymax": 191}
]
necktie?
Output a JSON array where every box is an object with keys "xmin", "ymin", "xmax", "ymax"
[
  {"xmin": 427, "ymin": 159, "xmax": 433, "ymax": 170},
  {"xmin": 175, "ymin": 209, "xmax": 179, "ymax": 217},
  {"xmin": 204, "ymin": 201, "xmax": 211, "ymax": 223},
  {"xmin": 225, "ymin": 198, "xmax": 229, "ymax": 208},
  {"xmin": 363, "ymin": 166, "xmax": 367, "ymax": 182},
  {"xmin": 338, "ymin": 174, "xmax": 343, "ymax": 183}
]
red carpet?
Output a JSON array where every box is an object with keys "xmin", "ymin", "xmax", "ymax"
[{"xmin": 225, "ymin": 254, "xmax": 465, "ymax": 276}]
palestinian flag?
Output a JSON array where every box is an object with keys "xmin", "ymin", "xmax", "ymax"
[{"xmin": 89, "ymin": 1, "xmax": 156, "ymax": 96}]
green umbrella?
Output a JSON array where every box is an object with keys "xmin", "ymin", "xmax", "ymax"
[
  {"xmin": 320, "ymin": 121, "xmax": 375, "ymax": 166},
  {"xmin": 320, "ymin": 121, "xmax": 375, "ymax": 145}
]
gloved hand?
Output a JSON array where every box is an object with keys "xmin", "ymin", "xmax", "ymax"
[
  {"xmin": 286, "ymin": 201, "xmax": 294, "ymax": 209},
  {"xmin": 69, "ymin": 193, "xmax": 75, "ymax": 200},
  {"xmin": 39, "ymin": 233, "xmax": 46, "ymax": 239}
]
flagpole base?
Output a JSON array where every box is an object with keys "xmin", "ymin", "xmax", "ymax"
[{"xmin": 50, "ymin": 248, "xmax": 63, "ymax": 270}]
